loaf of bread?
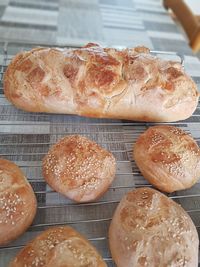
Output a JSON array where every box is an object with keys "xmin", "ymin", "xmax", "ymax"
[
  {"xmin": 4, "ymin": 43, "xmax": 199, "ymax": 122},
  {"xmin": 9, "ymin": 226, "xmax": 107, "ymax": 267},
  {"xmin": 133, "ymin": 125, "xmax": 200, "ymax": 192},
  {"xmin": 42, "ymin": 135, "xmax": 116, "ymax": 202},
  {"xmin": 109, "ymin": 187, "xmax": 199, "ymax": 267},
  {"xmin": 0, "ymin": 158, "xmax": 37, "ymax": 245}
]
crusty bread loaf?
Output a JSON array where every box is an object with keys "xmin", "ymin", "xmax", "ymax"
[
  {"xmin": 3, "ymin": 43, "xmax": 199, "ymax": 122},
  {"xmin": 0, "ymin": 158, "xmax": 37, "ymax": 245},
  {"xmin": 109, "ymin": 187, "xmax": 199, "ymax": 267},
  {"xmin": 9, "ymin": 226, "xmax": 107, "ymax": 267},
  {"xmin": 133, "ymin": 125, "xmax": 200, "ymax": 192},
  {"xmin": 42, "ymin": 135, "xmax": 116, "ymax": 202}
]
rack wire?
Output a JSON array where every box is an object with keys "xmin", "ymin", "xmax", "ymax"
[{"xmin": 0, "ymin": 42, "xmax": 200, "ymax": 266}]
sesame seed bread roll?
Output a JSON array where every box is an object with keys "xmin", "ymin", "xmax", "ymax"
[
  {"xmin": 9, "ymin": 226, "xmax": 107, "ymax": 267},
  {"xmin": 109, "ymin": 187, "xmax": 199, "ymax": 267},
  {"xmin": 42, "ymin": 135, "xmax": 116, "ymax": 202},
  {"xmin": 133, "ymin": 125, "xmax": 200, "ymax": 193},
  {"xmin": 4, "ymin": 43, "xmax": 199, "ymax": 122},
  {"xmin": 0, "ymin": 158, "xmax": 37, "ymax": 245}
]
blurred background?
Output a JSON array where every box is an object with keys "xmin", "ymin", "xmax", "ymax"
[
  {"xmin": 0, "ymin": 0, "xmax": 199, "ymax": 55},
  {"xmin": 0, "ymin": 1, "xmax": 200, "ymax": 266}
]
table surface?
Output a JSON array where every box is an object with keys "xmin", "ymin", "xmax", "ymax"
[
  {"xmin": 0, "ymin": 0, "xmax": 200, "ymax": 266},
  {"xmin": 0, "ymin": 0, "xmax": 197, "ymax": 54}
]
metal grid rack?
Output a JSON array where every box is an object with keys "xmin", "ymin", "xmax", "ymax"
[{"xmin": 0, "ymin": 42, "xmax": 200, "ymax": 266}]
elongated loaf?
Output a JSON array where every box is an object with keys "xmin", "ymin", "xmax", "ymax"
[
  {"xmin": 4, "ymin": 43, "xmax": 199, "ymax": 122},
  {"xmin": 109, "ymin": 187, "xmax": 199, "ymax": 267}
]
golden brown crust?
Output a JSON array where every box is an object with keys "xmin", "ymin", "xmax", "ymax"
[
  {"xmin": 0, "ymin": 158, "xmax": 37, "ymax": 245},
  {"xmin": 109, "ymin": 187, "xmax": 199, "ymax": 267},
  {"xmin": 9, "ymin": 226, "xmax": 107, "ymax": 267},
  {"xmin": 133, "ymin": 126, "xmax": 200, "ymax": 192},
  {"xmin": 42, "ymin": 135, "xmax": 116, "ymax": 202},
  {"xmin": 3, "ymin": 43, "xmax": 199, "ymax": 122}
]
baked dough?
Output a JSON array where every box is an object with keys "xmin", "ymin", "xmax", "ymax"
[
  {"xmin": 109, "ymin": 187, "xmax": 199, "ymax": 267},
  {"xmin": 0, "ymin": 158, "xmax": 37, "ymax": 245},
  {"xmin": 133, "ymin": 125, "xmax": 200, "ymax": 192},
  {"xmin": 4, "ymin": 43, "xmax": 199, "ymax": 122},
  {"xmin": 9, "ymin": 226, "xmax": 107, "ymax": 267},
  {"xmin": 42, "ymin": 135, "xmax": 116, "ymax": 202}
]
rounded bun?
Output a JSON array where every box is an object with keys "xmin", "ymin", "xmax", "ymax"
[
  {"xmin": 42, "ymin": 135, "xmax": 116, "ymax": 202},
  {"xmin": 109, "ymin": 187, "xmax": 199, "ymax": 267},
  {"xmin": 0, "ymin": 158, "xmax": 37, "ymax": 245},
  {"xmin": 133, "ymin": 125, "xmax": 200, "ymax": 192},
  {"xmin": 9, "ymin": 226, "xmax": 107, "ymax": 267}
]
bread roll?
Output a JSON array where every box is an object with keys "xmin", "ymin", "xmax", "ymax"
[
  {"xmin": 0, "ymin": 158, "xmax": 37, "ymax": 245},
  {"xmin": 4, "ymin": 43, "xmax": 199, "ymax": 122},
  {"xmin": 133, "ymin": 125, "xmax": 200, "ymax": 192},
  {"xmin": 42, "ymin": 135, "xmax": 116, "ymax": 202},
  {"xmin": 9, "ymin": 226, "xmax": 107, "ymax": 267},
  {"xmin": 109, "ymin": 187, "xmax": 199, "ymax": 267}
]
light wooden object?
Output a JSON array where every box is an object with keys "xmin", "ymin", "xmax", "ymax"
[{"xmin": 164, "ymin": 0, "xmax": 200, "ymax": 52}]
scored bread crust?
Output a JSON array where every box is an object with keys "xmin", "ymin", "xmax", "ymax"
[
  {"xmin": 42, "ymin": 135, "xmax": 116, "ymax": 202},
  {"xmin": 133, "ymin": 125, "xmax": 200, "ymax": 192},
  {"xmin": 3, "ymin": 43, "xmax": 199, "ymax": 122},
  {"xmin": 0, "ymin": 158, "xmax": 37, "ymax": 245},
  {"xmin": 9, "ymin": 226, "xmax": 107, "ymax": 267},
  {"xmin": 109, "ymin": 187, "xmax": 199, "ymax": 267}
]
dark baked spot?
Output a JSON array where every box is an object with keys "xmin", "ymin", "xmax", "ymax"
[
  {"xmin": 27, "ymin": 67, "xmax": 45, "ymax": 83},
  {"xmin": 126, "ymin": 189, "xmax": 153, "ymax": 209},
  {"xmin": 126, "ymin": 191, "xmax": 137, "ymax": 202},
  {"xmin": 63, "ymin": 64, "xmax": 78, "ymax": 83},
  {"xmin": 138, "ymin": 257, "xmax": 147, "ymax": 265},
  {"xmin": 16, "ymin": 59, "xmax": 33, "ymax": 73},
  {"xmin": 151, "ymin": 151, "xmax": 180, "ymax": 164},
  {"xmin": 145, "ymin": 212, "xmax": 167, "ymax": 228},
  {"xmin": 96, "ymin": 54, "xmax": 119, "ymax": 66},
  {"xmin": 75, "ymin": 45, "xmax": 120, "ymax": 68},
  {"xmin": 86, "ymin": 64, "xmax": 118, "ymax": 91},
  {"xmin": 120, "ymin": 206, "xmax": 144, "ymax": 229},
  {"xmin": 185, "ymin": 142, "xmax": 200, "ymax": 155},
  {"xmin": 87, "ymin": 48, "xmax": 120, "ymax": 67},
  {"xmin": 134, "ymin": 66, "xmax": 147, "ymax": 79},
  {"xmin": 38, "ymin": 85, "xmax": 50, "ymax": 97},
  {"xmin": 11, "ymin": 92, "xmax": 23, "ymax": 99},
  {"xmin": 166, "ymin": 67, "xmax": 183, "ymax": 79},
  {"xmin": 125, "ymin": 63, "xmax": 147, "ymax": 81},
  {"xmin": 164, "ymin": 81, "xmax": 174, "ymax": 91}
]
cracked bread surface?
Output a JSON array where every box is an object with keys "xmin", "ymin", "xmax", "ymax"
[{"xmin": 3, "ymin": 43, "xmax": 199, "ymax": 122}]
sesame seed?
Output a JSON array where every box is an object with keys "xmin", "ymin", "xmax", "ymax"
[{"xmin": 43, "ymin": 135, "xmax": 115, "ymax": 195}]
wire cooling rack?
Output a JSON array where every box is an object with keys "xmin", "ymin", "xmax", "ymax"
[{"xmin": 0, "ymin": 42, "xmax": 200, "ymax": 266}]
